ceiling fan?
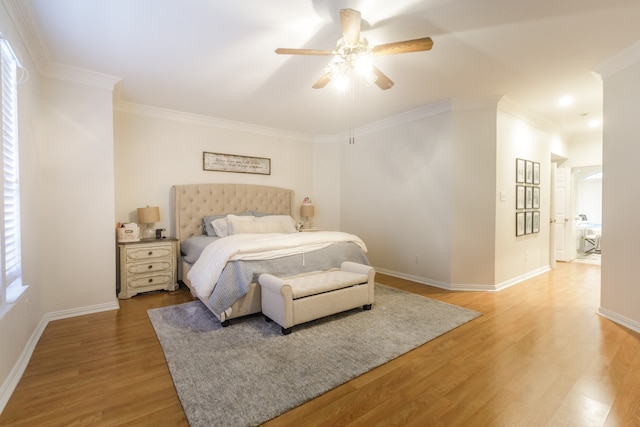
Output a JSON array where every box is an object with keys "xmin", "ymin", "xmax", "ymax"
[{"xmin": 275, "ymin": 8, "xmax": 433, "ymax": 90}]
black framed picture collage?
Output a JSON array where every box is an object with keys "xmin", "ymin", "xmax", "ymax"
[{"xmin": 515, "ymin": 158, "xmax": 540, "ymax": 236}]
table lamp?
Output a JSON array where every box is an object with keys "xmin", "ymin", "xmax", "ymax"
[
  {"xmin": 300, "ymin": 204, "xmax": 314, "ymax": 229},
  {"xmin": 137, "ymin": 206, "xmax": 160, "ymax": 240}
]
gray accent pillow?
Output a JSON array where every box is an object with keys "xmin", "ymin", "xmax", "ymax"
[{"xmin": 202, "ymin": 214, "xmax": 226, "ymax": 236}]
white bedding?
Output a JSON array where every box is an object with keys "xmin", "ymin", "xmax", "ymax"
[{"xmin": 187, "ymin": 231, "xmax": 367, "ymax": 299}]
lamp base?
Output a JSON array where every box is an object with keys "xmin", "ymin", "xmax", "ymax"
[{"xmin": 141, "ymin": 223, "xmax": 155, "ymax": 240}]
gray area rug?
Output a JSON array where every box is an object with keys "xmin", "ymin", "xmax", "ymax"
[{"xmin": 148, "ymin": 284, "xmax": 481, "ymax": 427}]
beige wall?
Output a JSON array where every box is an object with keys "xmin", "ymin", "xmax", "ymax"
[
  {"xmin": 312, "ymin": 140, "xmax": 341, "ymax": 231},
  {"xmin": 335, "ymin": 98, "xmax": 555, "ymax": 290},
  {"xmin": 450, "ymin": 98, "xmax": 499, "ymax": 287},
  {"xmin": 338, "ymin": 103, "xmax": 454, "ymax": 286},
  {"xmin": 39, "ymin": 77, "xmax": 118, "ymax": 313},
  {"xmin": 113, "ymin": 105, "xmax": 316, "ymax": 234},
  {"xmin": 599, "ymin": 42, "xmax": 640, "ymax": 331},
  {"xmin": 563, "ymin": 135, "xmax": 603, "ymax": 169},
  {"xmin": 495, "ymin": 100, "xmax": 556, "ymax": 285}
]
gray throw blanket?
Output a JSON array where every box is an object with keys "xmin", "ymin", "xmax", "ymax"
[{"xmin": 208, "ymin": 242, "xmax": 369, "ymax": 316}]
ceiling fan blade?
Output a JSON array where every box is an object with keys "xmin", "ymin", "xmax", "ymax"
[
  {"xmin": 275, "ymin": 48, "xmax": 333, "ymax": 56},
  {"xmin": 372, "ymin": 37, "xmax": 434, "ymax": 56},
  {"xmin": 340, "ymin": 8, "xmax": 361, "ymax": 45},
  {"xmin": 312, "ymin": 74, "xmax": 331, "ymax": 89},
  {"xmin": 372, "ymin": 66, "xmax": 394, "ymax": 90}
]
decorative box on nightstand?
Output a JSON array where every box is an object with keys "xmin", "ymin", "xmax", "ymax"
[{"xmin": 116, "ymin": 238, "xmax": 178, "ymax": 299}]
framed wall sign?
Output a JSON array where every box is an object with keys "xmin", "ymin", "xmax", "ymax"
[
  {"xmin": 516, "ymin": 185, "xmax": 525, "ymax": 210},
  {"xmin": 525, "ymin": 160, "xmax": 533, "ymax": 184},
  {"xmin": 516, "ymin": 212, "xmax": 525, "ymax": 236},
  {"xmin": 203, "ymin": 152, "xmax": 271, "ymax": 175},
  {"xmin": 533, "ymin": 162, "xmax": 540, "ymax": 185},
  {"xmin": 525, "ymin": 186, "xmax": 533, "ymax": 209},
  {"xmin": 516, "ymin": 158, "xmax": 525, "ymax": 183},
  {"xmin": 525, "ymin": 211, "xmax": 533, "ymax": 234}
]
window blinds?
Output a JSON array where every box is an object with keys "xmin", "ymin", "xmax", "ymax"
[{"xmin": 0, "ymin": 37, "xmax": 22, "ymax": 306}]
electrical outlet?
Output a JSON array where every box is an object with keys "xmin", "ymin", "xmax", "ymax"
[
  {"xmin": 415, "ymin": 255, "xmax": 420, "ymax": 264},
  {"xmin": 525, "ymin": 252, "xmax": 529, "ymax": 261}
]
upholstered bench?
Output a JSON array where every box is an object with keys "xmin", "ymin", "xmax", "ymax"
[{"xmin": 258, "ymin": 262, "xmax": 375, "ymax": 335}]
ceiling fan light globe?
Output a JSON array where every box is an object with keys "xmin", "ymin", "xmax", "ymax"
[
  {"xmin": 354, "ymin": 54, "xmax": 373, "ymax": 75},
  {"xmin": 332, "ymin": 74, "xmax": 350, "ymax": 91}
]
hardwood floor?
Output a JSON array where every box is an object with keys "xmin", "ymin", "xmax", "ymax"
[{"xmin": 1, "ymin": 262, "xmax": 639, "ymax": 426}]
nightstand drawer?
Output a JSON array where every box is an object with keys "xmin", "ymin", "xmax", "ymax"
[
  {"xmin": 127, "ymin": 260, "xmax": 173, "ymax": 274},
  {"xmin": 126, "ymin": 245, "xmax": 173, "ymax": 261},
  {"xmin": 127, "ymin": 271, "xmax": 174, "ymax": 289}
]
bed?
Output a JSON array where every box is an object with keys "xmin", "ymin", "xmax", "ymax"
[{"xmin": 173, "ymin": 183, "xmax": 370, "ymax": 325}]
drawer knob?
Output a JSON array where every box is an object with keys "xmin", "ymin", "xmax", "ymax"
[
  {"xmin": 148, "ymin": 278, "xmax": 153, "ymax": 283},
  {"xmin": 148, "ymin": 251, "xmax": 153, "ymax": 256}
]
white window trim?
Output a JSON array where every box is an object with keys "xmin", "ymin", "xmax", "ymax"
[{"xmin": 0, "ymin": 35, "xmax": 28, "ymax": 318}]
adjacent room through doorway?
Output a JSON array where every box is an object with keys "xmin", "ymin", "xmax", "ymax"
[{"xmin": 573, "ymin": 165, "xmax": 602, "ymax": 265}]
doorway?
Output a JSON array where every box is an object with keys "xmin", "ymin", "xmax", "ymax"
[{"xmin": 573, "ymin": 165, "xmax": 602, "ymax": 265}]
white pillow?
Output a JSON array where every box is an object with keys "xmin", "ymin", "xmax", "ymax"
[
  {"xmin": 212, "ymin": 214, "xmax": 254, "ymax": 237},
  {"xmin": 256, "ymin": 215, "xmax": 297, "ymax": 233},
  {"xmin": 230, "ymin": 218, "xmax": 284, "ymax": 234}
]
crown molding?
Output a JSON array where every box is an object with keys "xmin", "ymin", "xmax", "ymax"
[
  {"xmin": 359, "ymin": 100, "xmax": 452, "ymax": 136},
  {"xmin": 451, "ymin": 95, "xmax": 501, "ymax": 111},
  {"xmin": 314, "ymin": 96, "xmax": 562, "ymax": 144},
  {"xmin": 594, "ymin": 40, "xmax": 640, "ymax": 79},
  {"xmin": 313, "ymin": 100, "xmax": 453, "ymax": 143},
  {"xmin": 42, "ymin": 62, "xmax": 121, "ymax": 90},
  {"xmin": 114, "ymin": 101, "xmax": 312, "ymax": 142},
  {"xmin": 2, "ymin": 0, "xmax": 49, "ymax": 73},
  {"xmin": 498, "ymin": 95, "xmax": 560, "ymax": 135}
]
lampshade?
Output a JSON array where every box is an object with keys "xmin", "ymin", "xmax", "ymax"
[
  {"xmin": 300, "ymin": 205, "xmax": 314, "ymax": 218},
  {"xmin": 137, "ymin": 206, "xmax": 160, "ymax": 224}
]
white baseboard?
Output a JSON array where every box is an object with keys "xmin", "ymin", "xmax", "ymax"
[
  {"xmin": 43, "ymin": 301, "xmax": 120, "ymax": 322},
  {"xmin": 492, "ymin": 266, "xmax": 551, "ymax": 291},
  {"xmin": 0, "ymin": 300, "xmax": 119, "ymax": 414},
  {"xmin": 374, "ymin": 265, "xmax": 551, "ymax": 292},
  {"xmin": 0, "ymin": 315, "xmax": 48, "ymax": 414},
  {"xmin": 374, "ymin": 267, "xmax": 452, "ymax": 290},
  {"xmin": 597, "ymin": 307, "xmax": 640, "ymax": 334}
]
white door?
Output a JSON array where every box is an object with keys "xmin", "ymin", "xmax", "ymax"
[
  {"xmin": 554, "ymin": 167, "xmax": 574, "ymax": 261},
  {"xmin": 549, "ymin": 163, "xmax": 556, "ymax": 268}
]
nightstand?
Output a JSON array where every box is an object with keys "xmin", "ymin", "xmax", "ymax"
[{"xmin": 117, "ymin": 238, "xmax": 178, "ymax": 299}]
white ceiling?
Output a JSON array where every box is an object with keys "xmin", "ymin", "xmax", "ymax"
[{"xmin": 12, "ymin": 0, "xmax": 640, "ymax": 139}]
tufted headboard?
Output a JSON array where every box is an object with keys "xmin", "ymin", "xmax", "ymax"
[{"xmin": 173, "ymin": 183, "xmax": 294, "ymax": 241}]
